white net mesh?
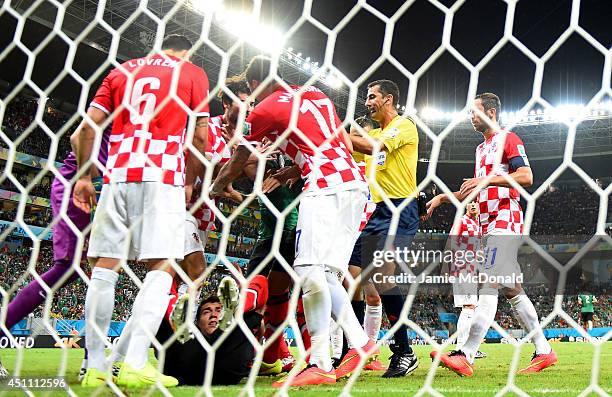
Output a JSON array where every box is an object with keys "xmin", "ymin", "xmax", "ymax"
[{"xmin": 0, "ymin": 0, "xmax": 610, "ymax": 396}]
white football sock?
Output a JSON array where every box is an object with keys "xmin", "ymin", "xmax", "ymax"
[
  {"xmin": 455, "ymin": 307, "xmax": 475, "ymax": 351},
  {"xmin": 295, "ymin": 265, "xmax": 332, "ymax": 372},
  {"xmin": 462, "ymin": 291, "xmax": 498, "ymax": 363},
  {"xmin": 364, "ymin": 304, "xmax": 382, "ymax": 341},
  {"xmin": 509, "ymin": 294, "xmax": 552, "ymax": 355},
  {"xmin": 124, "ymin": 270, "xmax": 173, "ymax": 370},
  {"xmin": 107, "ymin": 316, "xmax": 134, "ymax": 365},
  {"xmin": 85, "ymin": 267, "xmax": 119, "ymax": 372},
  {"xmin": 330, "ymin": 319, "xmax": 344, "ymax": 359},
  {"xmin": 326, "ymin": 271, "xmax": 369, "ymax": 349}
]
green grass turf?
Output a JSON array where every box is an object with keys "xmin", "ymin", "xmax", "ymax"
[{"xmin": 0, "ymin": 342, "xmax": 610, "ymax": 396}]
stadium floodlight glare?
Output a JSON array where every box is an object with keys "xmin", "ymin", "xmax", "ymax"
[
  {"xmin": 421, "ymin": 106, "xmax": 443, "ymax": 120},
  {"xmin": 215, "ymin": 8, "xmax": 285, "ymax": 55},
  {"xmin": 420, "ymin": 101, "xmax": 612, "ymax": 125},
  {"xmin": 325, "ymin": 73, "xmax": 342, "ymax": 89},
  {"xmin": 191, "ymin": 0, "xmax": 224, "ymax": 15}
]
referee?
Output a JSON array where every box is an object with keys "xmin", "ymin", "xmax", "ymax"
[{"xmin": 348, "ymin": 79, "xmax": 420, "ymax": 377}]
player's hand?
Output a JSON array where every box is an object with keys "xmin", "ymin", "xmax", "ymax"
[
  {"xmin": 262, "ymin": 176, "xmax": 282, "ymax": 193},
  {"xmin": 220, "ymin": 124, "xmax": 235, "ymax": 144},
  {"xmin": 210, "ymin": 183, "xmax": 242, "ymax": 202},
  {"xmin": 460, "ymin": 177, "xmax": 486, "ymax": 198},
  {"xmin": 184, "ymin": 183, "xmax": 194, "ymax": 204},
  {"xmin": 422, "ymin": 194, "xmax": 442, "ymax": 221},
  {"xmin": 73, "ymin": 177, "xmax": 96, "ymax": 214}
]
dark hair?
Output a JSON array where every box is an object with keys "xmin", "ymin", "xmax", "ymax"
[
  {"xmin": 161, "ymin": 34, "xmax": 193, "ymax": 51},
  {"xmin": 218, "ymin": 75, "xmax": 251, "ymax": 105},
  {"xmin": 245, "ymin": 55, "xmax": 272, "ymax": 84},
  {"xmin": 367, "ymin": 79, "xmax": 400, "ymax": 106},
  {"xmin": 355, "ymin": 116, "xmax": 374, "ymax": 129},
  {"xmin": 196, "ymin": 295, "xmax": 221, "ymax": 320},
  {"xmin": 475, "ymin": 93, "xmax": 501, "ymax": 120}
]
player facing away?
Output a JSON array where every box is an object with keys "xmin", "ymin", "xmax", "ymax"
[
  {"xmin": 445, "ymin": 202, "xmax": 485, "ymax": 359},
  {"xmin": 72, "ymin": 35, "xmax": 210, "ymax": 388},
  {"xmin": 211, "ymin": 56, "xmax": 376, "ymax": 387},
  {"xmin": 0, "ymin": 125, "xmax": 110, "ymax": 379},
  {"xmin": 578, "ymin": 291, "xmax": 597, "ymax": 331},
  {"xmin": 427, "ymin": 93, "xmax": 557, "ymax": 376}
]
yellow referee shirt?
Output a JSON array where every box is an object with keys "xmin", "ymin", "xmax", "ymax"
[{"xmin": 366, "ymin": 115, "xmax": 418, "ymax": 203}]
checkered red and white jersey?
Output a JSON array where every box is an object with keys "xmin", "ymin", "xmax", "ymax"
[
  {"xmin": 91, "ymin": 54, "xmax": 210, "ymax": 185},
  {"xmin": 449, "ymin": 214, "xmax": 481, "ymax": 275},
  {"xmin": 188, "ymin": 115, "xmax": 233, "ymax": 232},
  {"xmin": 475, "ymin": 130, "xmax": 527, "ymax": 235},
  {"xmin": 359, "ymin": 193, "xmax": 376, "ymax": 232},
  {"xmin": 207, "ymin": 115, "xmax": 232, "ymax": 165},
  {"xmin": 244, "ymin": 85, "xmax": 366, "ymax": 192}
]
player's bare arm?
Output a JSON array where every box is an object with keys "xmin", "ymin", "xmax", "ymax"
[
  {"xmin": 262, "ymin": 165, "xmax": 301, "ymax": 193},
  {"xmin": 72, "ymin": 106, "xmax": 107, "ymax": 213},
  {"xmin": 349, "ymin": 133, "xmax": 384, "ymax": 155},
  {"xmin": 460, "ymin": 165, "xmax": 533, "ymax": 197},
  {"xmin": 210, "ymin": 144, "xmax": 251, "ymax": 196},
  {"xmin": 185, "ymin": 116, "xmax": 209, "ymax": 189},
  {"xmin": 423, "ymin": 191, "xmax": 463, "ymax": 220},
  {"xmin": 340, "ymin": 127, "xmax": 354, "ymax": 152},
  {"xmin": 70, "ymin": 128, "xmax": 101, "ymax": 180}
]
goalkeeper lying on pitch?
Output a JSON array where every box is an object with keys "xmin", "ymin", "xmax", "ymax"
[{"xmin": 155, "ymin": 271, "xmax": 268, "ymax": 385}]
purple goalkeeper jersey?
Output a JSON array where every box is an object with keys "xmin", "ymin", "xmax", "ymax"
[
  {"xmin": 58, "ymin": 128, "xmax": 111, "ymax": 180},
  {"xmin": 50, "ymin": 126, "xmax": 111, "ymax": 261}
]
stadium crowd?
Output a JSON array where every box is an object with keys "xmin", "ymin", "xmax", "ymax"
[
  {"xmin": 0, "ymin": 90, "xmax": 609, "ymax": 362},
  {"xmin": 1, "ymin": 246, "xmax": 608, "ymax": 330},
  {"xmin": 0, "ymin": 96, "xmax": 73, "ymax": 160}
]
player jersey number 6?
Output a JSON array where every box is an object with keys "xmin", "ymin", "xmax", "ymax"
[{"xmin": 129, "ymin": 77, "xmax": 160, "ymax": 125}]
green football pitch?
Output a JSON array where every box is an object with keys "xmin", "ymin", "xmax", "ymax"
[{"xmin": 0, "ymin": 342, "xmax": 610, "ymax": 396}]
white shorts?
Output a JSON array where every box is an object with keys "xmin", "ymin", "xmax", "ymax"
[
  {"xmin": 294, "ymin": 187, "xmax": 367, "ymax": 272},
  {"xmin": 480, "ymin": 231, "xmax": 522, "ymax": 289},
  {"xmin": 184, "ymin": 212, "xmax": 207, "ymax": 257},
  {"xmin": 88, "ymin": 182, "xmax": 185, "ymax": 260},
  {"xmin": 453, "ymin": 279, "xmax": 478, "ymax": 307}
]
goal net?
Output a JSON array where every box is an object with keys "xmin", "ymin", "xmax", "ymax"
[{"xmin": 0, "ymin": 0, "xmax": 610, "ymax": 396}]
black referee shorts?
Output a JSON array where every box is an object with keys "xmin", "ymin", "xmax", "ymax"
[{"xmin": 349, "ymin": 198, "xmax": 419, "ymax": 269}]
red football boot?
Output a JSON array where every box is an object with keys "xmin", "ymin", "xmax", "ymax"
[
  {"xmin": 335, "ymin": 339, "xmax": 376, "ymax": 379},
  {"xmin": 272, "ymin": 365, "xmax": 336, "ymax": 388},
  {"xmin": 518, "ymin": 350, "xmax": 558, "ymax": 374},
  {"xmin": 431, "ymin": 350, "xmax": 474, "ymax": 377}
]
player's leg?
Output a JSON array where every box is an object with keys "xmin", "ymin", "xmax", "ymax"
[
  {"xmin": 496, "ymin": 234, "xmax": 555, "ymax": 374},
  {"xmin": 330, "ymin": 318, "xmax": 344, "ymax": 368},
  {"xmin": 324, "ymin": 189, "xmax": 376, "ymax": 380},
  {"xmin": 582, "ymin": 312, "xmax": 594, "ymax": 331},
  {"xmin": 451, "ymin": 275, "xmax": 478, "ymax": 352},
  {"xmin": 168, "ymin": 215, "xmax": 208, "ymax": 343},
  {"xmin": 246, "ymin": 233, "xmax": 295, "ymax": 373},
  {"xmin": 4, "ymin": 177, "xmax": 89, "ymax": 331},
  {"xmin": 506, "ymin": 284, "xmax": 556, "ymax": 374},
  {"xmin": 364, "ymin": 291, "xmax": 382, "ymax": 342},
  {"xmin": 368, "ymin": 199, "xmax": 419, "ymax": 378},
  {"xmin": 273, "ymin": 194, "xmax": 338, "ymax": 388},
  {"xmin": 115, "ymin": 182, "xmax": 184, "ymax": 388},
  {"xmin": 455, "ymin": 304, "xmax": 475, "ymax": 351},
  {"xmin": 81, "ymin": 183, "xmax": 126, "ymax": 386}
]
